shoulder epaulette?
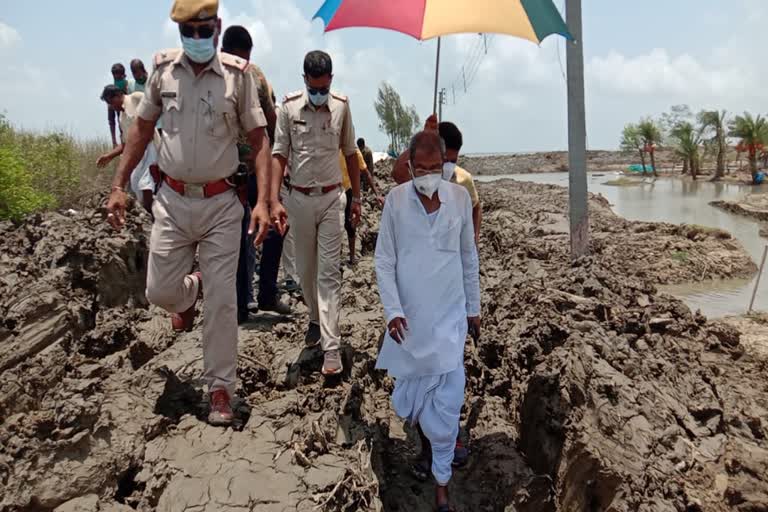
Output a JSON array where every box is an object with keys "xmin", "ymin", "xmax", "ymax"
[
  {"xmin": 330, "ymin": 92, "xmax": 348, "ymax": 102},
  {"xmin": 153, "ymin": 49, "xmax": 182, "ymax": 69},
  {"xmin": 220, "ymin": 52, "xmax": 249, "ymax": 72},
  {"xmin": 282, "ymin": 90, "xmax": 304, "ymax": 103}
]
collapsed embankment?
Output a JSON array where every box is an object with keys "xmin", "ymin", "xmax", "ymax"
[{"xmin": 0, "ymin": 180, "xmax": 766, "ymax": 512}]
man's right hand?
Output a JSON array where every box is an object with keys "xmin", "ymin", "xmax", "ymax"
[
  {"xmin": 269, "ymin": 200, "xmax": 289, "ymax": 236},
  {"xmin": 106, "ymin": 189, "xmax": 128, "ymax": 230},
  {"xmin": 387, "ymin": 317, "xmax": 408, "ymax": 344},
  {"xmin": 96, "ymin": 154, "xmax": 113, "ymax": 169}
]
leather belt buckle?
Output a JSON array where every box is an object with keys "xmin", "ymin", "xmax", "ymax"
[
  {"xmin": 308, "ymin": 187, "xmax": 323, "ymax": 197},
  {"xmin": 185, "ymin": 184, "xmax": 205, "ymax": 199}
]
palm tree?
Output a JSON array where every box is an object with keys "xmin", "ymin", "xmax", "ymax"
[
  {"xmin": 698, "ymin": 110, "xmax": 728, "ymax": 181},
  {"xmin": 620, "ymin": 124, "xmax": 647, "ymax": 174},
  {"xmin": 729, "ymin": 113, "xmax": 768, "ymax": 184},
  {"xmin": 638, "ymin": 119, "xmax": 662, "ymax": 177},
  {"xmin": 670, "ymin": 122, "xmax": 702, "ymax": 180}
]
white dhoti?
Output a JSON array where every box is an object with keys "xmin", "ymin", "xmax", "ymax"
[
  {"xmin": 130, "ymin": 143, "xmax": 157, "ymax": 198},
  {"xmin": 392, "ymin": 366, "xmax": 465, "ymax": 486}
]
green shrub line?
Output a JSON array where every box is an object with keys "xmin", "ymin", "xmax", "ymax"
[{"xmin": 0, "ymin": 113, "xmax": 112, "ymax": 220}]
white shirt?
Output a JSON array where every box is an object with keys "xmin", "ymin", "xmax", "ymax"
[{"xmin": 374, "ymin": 181, "xmax": 481, "ymax": 379}]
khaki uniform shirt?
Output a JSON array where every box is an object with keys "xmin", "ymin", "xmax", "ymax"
[
  {"xmin": 137, "ymin": 49, "xmax": 266, "ymax": 184},
  {"xmin": 272, "ymin": 90, "xmax": 356, "ymax": 188}
]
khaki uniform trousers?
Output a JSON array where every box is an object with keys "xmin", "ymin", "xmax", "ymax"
[
  {"xmin": 286, "ymin": 187, "xmax": 344, "ymax": 352},
  {"xmin": 146, "ymin": 185, "xmax": 242, "ymax": 396},
  {"xmin": 280, "ymin": 182, "xmax": 298, "ymax": 284}
]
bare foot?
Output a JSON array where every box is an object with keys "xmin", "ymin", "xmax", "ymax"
[{"xmin": 436, "ymin": 485, "xmax": 453, "ymax": 511}]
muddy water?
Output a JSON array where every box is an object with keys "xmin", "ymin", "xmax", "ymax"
[{"xmin": 477, "ymin": 172, "xmax": 768, "ymax": 317}]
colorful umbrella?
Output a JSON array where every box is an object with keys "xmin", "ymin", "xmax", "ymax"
[
  {"xmin": 314, "ymin": 0, "xmax": 572, "ymax": 44},
  {"xmin": 313, "ymin": 0, "xmax": 572, "ymax": 112}
]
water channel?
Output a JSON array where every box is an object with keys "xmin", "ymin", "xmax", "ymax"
[{"xmin": 476, "ymin": 172, "xmax": 768, "ymax": 318}]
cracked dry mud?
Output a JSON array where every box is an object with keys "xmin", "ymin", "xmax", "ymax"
[{"xmin": 1, "ymin": 178, "xmax": 766, "ymax": 512}]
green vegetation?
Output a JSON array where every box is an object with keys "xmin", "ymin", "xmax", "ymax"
[
  {"xmin": 603, "ymin": 177, "xmax": 643, "ymax": 187},
  {"xmin": 637, "ymin": 119, "xmax": 662, "ymax": 178},
  {"xmin": 698, "ymin": 110, "xmax": 728, "ymax": 180},
  {"xmin": 0, "ymin": 113, "xmax": 109, "ymax": 220},
  {"xmin": 670, "ymin": 121, "xmax": 702, "ymax": 179},
  {"xmin": 729, "ymin": 113, "xmax": 768, "ymax": 185},
  {"xmin": 620, "ymin": 124, "xmax": 647, "ymax": 175},
  {"xmin": 374, "ymin": 82, "xmax": 421, "ymax": 155},
  {"xmin": 671, "ymin": 250, "xmax": 689, "ymax": 263}
]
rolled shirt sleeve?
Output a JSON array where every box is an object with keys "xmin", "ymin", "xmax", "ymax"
[
  {"xmin": 356, "ymin": 149, "xmax": 367, "ymax": 171},
  {"xmin": 238, "ymin": 68, "xmax": 267, "ymax": 134},
  {"xmin": 136, "ymin": 70, "xmax": 163, "ymax": 122},
  {"xmin": 375, "ymin": 196, "xmax": 406, "ymax": 324},
  {"xmin": 460, "ymin": 192, "xmax": 481, "ymax": 317},
  {"xmin": 339, "ymin": 100, "xmax": 357, "ymax": 157},
  {"xmin": 272, "ymin": 102, "xmax": 291, "ymax": 159}
]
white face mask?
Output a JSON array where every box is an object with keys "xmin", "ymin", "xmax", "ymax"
[
  {"xmin": 410, "ymin": 163, "xmax": 442, "ymax": 197},
  {"xmin": 442, "ymin": 162, "xmax": 456, "ymax": 181}
]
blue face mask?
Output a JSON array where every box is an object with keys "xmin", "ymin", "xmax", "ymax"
[
  {"xmin": 308, "ymin": 90, "xmax": 329, "ymax": 106},
  {"xmin": 181, "ymin": 35, "xmax": 216, "ymax": 64}
]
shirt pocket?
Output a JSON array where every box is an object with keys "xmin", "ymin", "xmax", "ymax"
[
  {"xmin": 433, "ymin": 218, "xmax": 461, "ymax": 253},
  {"xmin": 323, "ymin": 125, "xmax": 341, "ymax": 150},
  {"xmin": 210, "ymin": 97, "xmax": 238, "ymax": 138},
  {"xmin": 291, "ymin": 123, "xmax": 312, "ymax": 149},
  {"xmin": 160, "ymin": 91, "xmax": 181, "ymax": 134}
]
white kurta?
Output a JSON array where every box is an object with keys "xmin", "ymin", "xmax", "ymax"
[{"xmin": 374, "ymin": 181, "xmax": 481, "ymax": 379}]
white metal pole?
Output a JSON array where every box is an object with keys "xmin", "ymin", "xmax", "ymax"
[
  {"xmin": 566, "ymin": 0, "xmax": 589, "ymax": 259},
  {"xmin": 748, "ymin": 245, "xmax": 768, "ymax": 313}
]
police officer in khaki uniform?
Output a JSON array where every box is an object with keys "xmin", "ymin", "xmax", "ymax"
[
  {"xmin": 105, "ymin": 0, "xmax": 272, "ymax": 426},
  {"xmin": 270, "ymin": 50, "xmax": 361, "ymax": 376}
]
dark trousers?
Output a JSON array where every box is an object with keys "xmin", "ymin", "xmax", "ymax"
[{"xmin": 236, "ymin": 176, "xmax": 284, "ymax": 316}]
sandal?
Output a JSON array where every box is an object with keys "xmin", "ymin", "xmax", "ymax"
[{"xmin": 436, "ymin": 504, "xmax": 455, "ymax": 512}]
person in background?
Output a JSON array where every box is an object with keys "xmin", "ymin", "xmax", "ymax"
[
  {"xmin": 338, "ymin": 148, "xmax": 382, "ymax": 266},
  {"xmin": 108, "ymin": 63, "xmax": 130, "ymax": 147},
  {"xmin": 221, "ymin": 25, "xmax": 290, "ymax": 323},
  {"xmin": 438, "ymin": 122, "xmax": 482, "ymax": 245},
  {"xmin": 357, "ymin": 138, "xmax": 375, "ymax": 191},
  {"xmin": 130, "ymin": 59, "xmax": 149, "ymax": 93},
  {"xmin": 96, "ymin": 85, "xmax": 156, "ymax": 213},
  {"xmin": 375, "ymin": 130, "xmax": 480, "ymax": 512},
  {"xmin": 391, "ymin": 117, "xmax": 482, "ymax": 245},
  {"xmin": 270, "ymin": 50, "xmax": 361, "ymax": 376}
]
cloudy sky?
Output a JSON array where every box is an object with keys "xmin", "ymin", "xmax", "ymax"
[{"xmin": 1, "ymin": 0, "xmax": 766, "ymax": 153}]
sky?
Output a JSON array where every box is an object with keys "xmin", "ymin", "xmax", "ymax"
[{"xmin": 1, "ymin": 0, "xmax": 767, "ymax": 153}]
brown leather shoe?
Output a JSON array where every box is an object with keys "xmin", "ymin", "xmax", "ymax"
[
  {"xmin": 171, "ymin": 272, "xmax": 202, "ymax": 332},
  {"xmin": 208, "ymin": 388, "xmax": 234, "ymax": 426}
]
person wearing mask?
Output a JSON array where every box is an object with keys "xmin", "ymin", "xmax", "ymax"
[
  {"xmin": 221, "ymin": 25, "xmax": 290, "ymax": 323},
  {"xmin": 391, "ymin": 117, "xmax": 482, "ymax": 245},
  {"xmin": 96, "ymin": 85, "xmax": 157, "ymax": 213},
  {"xmin": 375, "ymin": 130, "xmax": 480, "ymax": 512},
  {"xmin": 270, "ymin": 50, "xmax": 361, "ymax": 376},
  {"xmin": 130, "ymin": 59, "xmax": 149, "ymax": 93},
  {"xmin": 105, "ymin": 0, "xmax": 272, "ymax": 426},
  {"xmin": 108, "ymin": 63, "xmax": 130, "ymax": 147}
]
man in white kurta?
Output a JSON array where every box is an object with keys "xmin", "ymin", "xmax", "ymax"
[{"xmin": 375, "ymin": 131, "xmax": 480, "ymax": 508}]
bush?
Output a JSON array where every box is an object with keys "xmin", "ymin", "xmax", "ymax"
[
  {"xmin": 0, "ymin": 146, "xmax": 54, "ymax": 220},
  {"xmin": 0, "ymin": 113, "xmax": 111, "ymax": 217}
]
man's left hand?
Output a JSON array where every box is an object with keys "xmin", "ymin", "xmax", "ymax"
[
  {"xmin": 351, "ymin": 201, "xmax": 362, "ymax": 227},
  {"xmin": 249, "ymin": 203, "xmax": 271, "ymax": 246},
  {"xmin": 468, "ymin": 316, "xmax": 481, "ymax": 342}
]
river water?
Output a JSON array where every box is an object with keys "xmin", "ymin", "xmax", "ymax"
[{"xmin": 477, "ymin": 172, "xmax": 768, "ymax": 318}]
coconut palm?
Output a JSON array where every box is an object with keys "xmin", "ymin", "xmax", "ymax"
[
  {"xmin": 729, "ymin": 113, "xmax": 768, "ymax": 184},
  {"xmin": 620, "ymin": 123, "xmax": 647, "ymax": 174},
  {"xmin": 670, "ymin": 122, "xmax": 702, "ymax": 180},
  {"xmin": 698, "ymin": 110, "xmax": 728, "ymax": 181},
  {"xmin": 637, "ymin": 119, "xmax": 662, "ymax": 177}
]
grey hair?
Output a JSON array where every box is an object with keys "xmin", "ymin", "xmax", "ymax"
[{"xmin": 408, "ymin": 131, "xmax": 446, "ymax": 164}]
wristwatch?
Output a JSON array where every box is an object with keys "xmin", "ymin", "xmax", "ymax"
[{"xmin": 351, "ymin": 196, "xmax": 362, "ymax": 205}]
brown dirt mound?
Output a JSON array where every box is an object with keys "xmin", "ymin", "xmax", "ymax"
[{"xmin": 0, "ymin": 181, "xmax": 766, "ymax": 512}]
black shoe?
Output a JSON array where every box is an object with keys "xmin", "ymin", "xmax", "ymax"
[
  {"xmin": 259, "ymin": 299, "xmax": 292, "ymax": 315},
  {"xmin": 283, "ymin": 279, "xmax": 300, "ymax": 293},
  {"xmin": 305, "ymin": 322, "xmax": 321, "ymax": 346},
  {"xmin": 247, "ymin": 301, "xmax": 259, "ymax": 313}
]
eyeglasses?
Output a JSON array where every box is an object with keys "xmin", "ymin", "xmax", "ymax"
[
  {"xmin": 179, "ymin": 23, "xmax": 216, "ymax": 39},
  {"xmin": 306, "ymin": 85, "xmax": 330, "ymax": 96}
]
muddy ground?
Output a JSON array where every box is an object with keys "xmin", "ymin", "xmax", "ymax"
[
  {"xmin": 711, "ymin": 195, "xmax": 768, "ymax": 233},
  {"xmin": 1, "ymin": 178, "xmax": 767, "ymax": 512}
]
